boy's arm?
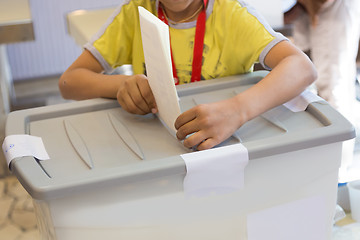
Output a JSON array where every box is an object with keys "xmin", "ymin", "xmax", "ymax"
[
  {"xmin": 175, "ymin": 40, "xmax": 317, "ymax": 150},
  {"xmin": 59, "ymin": 50, "xmax": 123, "ymax": 100},
  {"xmin": 59, "ymin": 50, "xmax": 157, "ymax": 115},
  {"xmin": 236, "ymin": 40, "xmax": 316, "ymax": 122}
]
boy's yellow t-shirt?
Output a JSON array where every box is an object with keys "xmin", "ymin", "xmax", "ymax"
[{"xmin": 84, "ymin": 0, "xmax": 287, "ymax": 84}]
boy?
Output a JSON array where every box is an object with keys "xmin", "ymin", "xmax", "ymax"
[{"xmin": 59, "ymin": 0, "xmax": 317, "ymax": 150}]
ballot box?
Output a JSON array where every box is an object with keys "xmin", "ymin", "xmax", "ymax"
[{"xmin": 3, "ymin": 71, "xmax": 355, "ymax": 240}]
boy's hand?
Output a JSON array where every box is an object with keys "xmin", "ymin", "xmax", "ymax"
[
  {"xmin": 175, "ymin": 98, "xmax": 243, "ymax": 150},
  {"xmin": 116, "ymin": 74, "xmax": 157, "ymax": 115}
]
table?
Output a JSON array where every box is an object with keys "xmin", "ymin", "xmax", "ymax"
[
  {"xmin": 67, "ymin": 7, "xmax": 133, "ymax": 75},
  {"xmin": 67, "ymin": 8, "xmax": 114, "ymax": 47},
  {"xmin": 0, "ymin": 0, "xmax": 34, "ymax": 114},
  {"xmin": 0, "ymin": 0, "xmax": 34, "ymax": 176}
]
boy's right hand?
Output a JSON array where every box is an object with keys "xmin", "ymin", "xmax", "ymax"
[{"xmin": 116, "ymin": 74, "xmax": 157, "ymax": 115}]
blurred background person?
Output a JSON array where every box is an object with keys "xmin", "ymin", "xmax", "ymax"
[{"xmin": 284, "ymin": 0, "xmax": 360, "ymax": 182}]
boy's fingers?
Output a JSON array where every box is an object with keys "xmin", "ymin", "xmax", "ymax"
[
  {"xmin": 176, "ymin": 118, "xmax": 200, "ymax": 140},
  {"xmin": 125, "ymin": 94, "xmax": 147, "ymax": 115},
  {"xmin": 182, "ymin": 131, "xmax": 206, "ymax": 149},
  {"xmin": 137, "ymin": 77, "xmax": 157, "ymax": 111},
  {"xmin": 117, "ymin": 87, "xmax": 147, "ymax": 115},
  {"xmin": 129, "ymin": 83, "xmax": 152, "ymax": 114},
  {"xmin": 196, "ymin": 138, "xmax": 218, "ymax": 151},
  {"xmin": 175, "ymin": 110, "xmax": 196, "ymax": 130}
]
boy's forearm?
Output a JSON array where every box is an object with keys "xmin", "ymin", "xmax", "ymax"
[
  {"xmin": 232, "ymin": 54, "xmax": 316, "ymax": 124},
  {"xmin": 59, "ymin": 68, "xmax": 128, "ymax": 100}
]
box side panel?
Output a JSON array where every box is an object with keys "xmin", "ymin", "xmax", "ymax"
[{"xmin": 32, "ymin": 143, "xmax": 341, "ymax": 240}]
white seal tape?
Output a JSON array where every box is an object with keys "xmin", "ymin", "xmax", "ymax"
[
  {"xmin": 2, "ymin": 135, "xmax": 50, "ymax": 169},
  {"xmin": 181, "ymin": 143, "xmax": 249, "ymax": 197},
  {"xmin": 283, "ymin": 90, "xmax": 324, "ymax": 112}
]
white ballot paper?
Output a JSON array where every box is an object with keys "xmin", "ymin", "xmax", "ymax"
[
  {"xmin": 138, "ymin": 7, "xmax": 181, "ymax": 136},
  {"xmin": 2, "ymin": 135, "xmax": 50, "ymax": 169},
  {"xmin": 283, "ymin": 89, "xmax": 324, "ymax": 112},
  {"xmin": 181, "ymin": 143, "xmax": 249, "ymax": 197}
]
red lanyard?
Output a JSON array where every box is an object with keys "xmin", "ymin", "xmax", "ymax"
[{"xmin": 158, "ymin": 0, "xmax": 207, "ymax": 85}]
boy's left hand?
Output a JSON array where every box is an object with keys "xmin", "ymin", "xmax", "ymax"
[{"xmin": 174, "ymin": 98, "xmax": 243, "ymax": 150}]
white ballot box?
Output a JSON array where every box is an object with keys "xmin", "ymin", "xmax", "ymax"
[{"xmin": 4, "ymin": 71, "xmax": 355, "ymax": 240}]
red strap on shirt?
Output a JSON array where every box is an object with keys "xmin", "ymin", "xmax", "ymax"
[{"xmin": 158, "ymin": 0, "xmax": 208, "ymax": 84}]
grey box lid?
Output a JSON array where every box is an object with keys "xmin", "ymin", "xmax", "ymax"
[{"xmin": 5, "ymin": 71, "xmax": 355, "ymax": 200}]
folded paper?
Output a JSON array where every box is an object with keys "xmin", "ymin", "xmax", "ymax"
[
  {"xmin": 181, "ymin": 143, "xmax": 249, "ymax": 197},
  {"xmin": 283, "ymin": 90, "xmax": 324, "ymax": 112},
  {"xmin": 2, "ymin": 134, "xmax": 50, "ymax": 169}
]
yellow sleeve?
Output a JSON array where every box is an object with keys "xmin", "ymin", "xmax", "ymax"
[{"xmin": 84, "ymin": 0, "xmax": 156, "ymax": 73}]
